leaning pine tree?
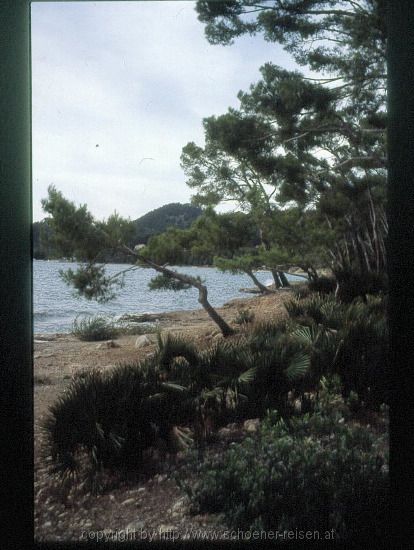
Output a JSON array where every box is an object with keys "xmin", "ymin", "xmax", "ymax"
[
  {"xmin": 41, "ymin": 186, "xmax": 234, "ymax": 336},
  {"xmin": 189, "ymin": 0, "xmax": 388, "ymax": 294}
]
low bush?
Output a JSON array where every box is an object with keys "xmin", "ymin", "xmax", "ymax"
[
  {"xmin": 181, "ymin": 390, "xmax": 389, "ymax": 540},
  {"xmin": 234, "ymin": 308, "xmax": 255, "ymax": 325},
  {"xmin": 71, "ymin": 315, "xmax": 119, "ymax": 341}
]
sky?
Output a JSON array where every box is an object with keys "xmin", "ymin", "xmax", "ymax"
[{"xmin": 31, "ymin": 1, "xmax": 299, "ymax": 222}]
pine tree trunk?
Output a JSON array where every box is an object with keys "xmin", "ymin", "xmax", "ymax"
[
  {"xmin": 271, "ymin": 269, "xmax": 282, "ymax": 288},
  {"xmin": 246, "ymin": 270, "xmax": 275, "ymax": 294},
  {"xmin": 278, "ymin": 271, "xmax": 291, "ymax": 287},
  {"xmin": 131, "ymin": 249, "xmax": 235, "ymax": 337},
  {"xmin": 198, "ymin": 285, "xmax": 234, "ymax": 337}
]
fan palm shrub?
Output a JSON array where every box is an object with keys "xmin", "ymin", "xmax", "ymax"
[
  {"xmin": 43, "ymin": 360, "xmax": 189, "ymax": 489},
  {"xmin": 284, "ymin": 293, "xmax": 388, "ymax": 407},
  {"xmin": 44, "ymin": 327, "xmax": 313, "ymax": 490}
]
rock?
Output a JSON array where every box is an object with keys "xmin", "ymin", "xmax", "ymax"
[
  {"xmin": 35, "ymin": 334, "xmax": 57, "ymax": 342},
  {"xmin": 217, "ymin": 427, "xmax": 232, "ymax": 438},
  {"xmin": 121, "ymin": 497, "xmax": 136, "ymax": 506},
  {"xmin": 42, "ymin": 521, "xmax": 52, "ymax": 528},
  {"xmin": 293, "ymin": 398, "xmax": 302, "ymax": 413},
  {"xmin": 135, "ymin": 335, "xmax": 153, "ymax": 348},
  {"xmin": 96, "ymin": 340, "xmax": 119, "ymax": 349},
  {"xmin": 226, "ymin": 422, "xmax": 239, "ymax": 430},
  {"xmin": 155, "ymin": 474, "xmax": 167, "ymax": 484},
  {"xmin": 137, "ymin": 487, "xmax": 146, "ymax": 493},
  {"xmin": 243, "ymin": 418, "xmax": 260, "ymax": 433},
  {"xmin": 169, "ymin": 497, "xmax": 188, "ymax": 515}
]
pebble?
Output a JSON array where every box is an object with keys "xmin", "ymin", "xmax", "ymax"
[
  {"xmin": 155, "ymin": 474, "xmax": 167, "ymax": 483},
  {"xmin": 121, "ymin": 497, "xmax": 135, "ymax": 506},
  {"xmin": 169, "ymin": 497, "xmax": 188, "ymax": 515}
]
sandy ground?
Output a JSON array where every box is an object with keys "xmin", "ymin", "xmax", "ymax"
[{"xmin": 34, "ymin": 290, "xmax": 293, "ymax": 542}]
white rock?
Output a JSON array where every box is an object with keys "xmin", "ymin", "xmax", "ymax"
[
  {"xmin": 96, "ymin": 340, "xmax": 119, "ymax": 349},
  {"xmin": 243, "ymin": 418, "xmax": 260, "ymax": 433},
  {"xmin": 135, "ymin": 335, "xmax": 152, "ymax": 348},
  {"xmin": 121, "ymin": 497, "xmax": 136, "ymax": 506},
  {"xmin": 155, "ymin": 474, "xmax": 167, "ymax": 483},
  {"xmin": 218, "ymin": 427, "xmax": 232, "ymax": 438},
  {"xmin": 170, "ymin": 497, "xmax": 188, "ymax": 515}
]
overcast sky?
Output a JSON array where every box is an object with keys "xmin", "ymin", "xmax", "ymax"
[{"xmin": 31, "ymin": 1, "xmax": 298, "ymax": 222}]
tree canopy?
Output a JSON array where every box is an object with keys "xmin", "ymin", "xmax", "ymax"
[
  {"xmin": 182, "ymin": 0, "xmax": 387, "ymax": 282},
  {"xmin": 41, "ymin": 186, "xmax": 235, "ymax": 336}
]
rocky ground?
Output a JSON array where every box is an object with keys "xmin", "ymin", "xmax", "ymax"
[{"xmin": 34, "ymin": 290, "xmax": 293, "ymax": 542}]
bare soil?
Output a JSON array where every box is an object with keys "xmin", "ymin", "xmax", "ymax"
[{"xmin": 34, "ymin": 291, "xmax": 293, "ymax": 542}]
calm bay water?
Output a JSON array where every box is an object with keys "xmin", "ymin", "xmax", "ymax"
[{"xmin": 33, "ymin": 260, "xmax": 303, "ymax": 334}]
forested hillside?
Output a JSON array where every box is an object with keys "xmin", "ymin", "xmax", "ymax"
[
  {"xmin": 133, "ymin": 202, "xmax": 202, "ymax": 244},
  {"xmin": 33, "ymin": 202, "xmax": 202, "ymax": 260}
]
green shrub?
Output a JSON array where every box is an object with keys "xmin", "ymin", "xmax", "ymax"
[
  {"xmin": 335, "ymin": 297, "xmax": 389, "ymax": 406},
  {"xmin": 71, "ymin": 315, "xmax": 119, "ymax": 341},
  {"xmin": 43, "ymin": 357, "xmax": 197, "ymax": 491},
  {"xmin": 182, "ymin": 394, "xmax": 389, "ymax": 540}
]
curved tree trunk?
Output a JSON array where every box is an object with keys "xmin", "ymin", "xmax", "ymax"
[
  {"xmin": 271, "ymin": 269, "xmax": 282, "ymax": 288},
  {"xmin": 278, "ymin": 271, "xmax": 291, "ymax": 287},
  {"xmin": 197, "ymin": 285, "xmax": 234, "ymax": 337},
  {"xmin": 245, "ymin": 269, "xmax": 275, "ymax": 294},
  {"xmin": 124, "ymin": 245, "xmax": 234, "ymax": 337}
]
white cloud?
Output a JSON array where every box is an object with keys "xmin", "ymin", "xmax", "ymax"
[{"xmin": 31, "ymin": 1, "xmax": 298, "ymax": 221}]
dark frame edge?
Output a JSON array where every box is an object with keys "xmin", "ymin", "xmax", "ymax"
[{"xmin": 0, "ymin": 1, "xmax": 33, "ymax": 548}]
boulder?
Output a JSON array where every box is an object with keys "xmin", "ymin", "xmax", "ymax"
[
  {"xmin": 243, "ymin": 418, "xmax": 260, "ymax": 433},
  {"xmin": 135, "ymin": 334, "xmax": 153, "ymax": 348},
  {"xmin": 96, "ymin": 340, "xmax": 119, "ymax": 349}
]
